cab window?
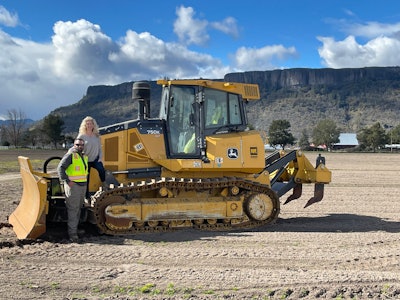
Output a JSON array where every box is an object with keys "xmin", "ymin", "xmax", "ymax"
[
  {"xmin": 167, "ymin": 86, "xmax": 197, "ymax": 155},
  {"xmin": 204, "ymin": 89, "xmax": 243, "ymax": 129},
  {"xmin": 228, "ymin": 94, "xmax": 242, "ymax": 125}
]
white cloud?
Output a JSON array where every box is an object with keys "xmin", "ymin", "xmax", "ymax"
[
  {"xmin": 344, "ymin": 21, "xmax": 400, "ymax": 39},
  {"xmin": 52, "ymin": 19, "xmax": 117, "ymax": 81},
  {"xmin": 111, "ymin": 29, "xmax": 227, "ymax": 79},
  {"xmin": 0, "ymin": 29, "xmax": 71, "ymax": 120},
  {"xmin": 173, "ymin": 6, "xmax": 209, "ymax": 46},
  {"xmin": 173, "ymin": 6, "xmax": 240, "ymax": 45},
  {"xmin": 0, "ymin": 5, "xmax": 19, "ymax": 27},
  {"xmin": 319, "ymin": 17, "xmax": 400, "ymax": 68},
  {"xmin": 343, "ymin": 9, "xmax": 356, "ymax": 17},
  {"xmin": 232, "ymin": 45, "xmax": 298, "ymax": 71},
  {"xmin": 0, "ymin": 5, "xmax": 301, "ymax": 120},
  {"xmin": 0, "ymin": 17, "xmax": 232, "ymax": 120},
  {"xmin": 210, "ymin": 17, "xmax": 239, "ymax": 38},
  {"xmin": 318, "ymin": 35, "xmax": 400, "ymax": 68}
]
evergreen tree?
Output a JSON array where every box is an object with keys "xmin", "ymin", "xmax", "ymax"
[
  {"xmin": 312, "ymin": 119, "xmax": 340, "ymax": 150},
  {"xmin": 298, "ymin": 129, "xmax": 311, "ymax": 150},
  {"xmin": 41, "ymin": 114, "xmax": 65, "ymax": 148},
  {"xmin": 268, "ymin": 120, "xmax": 295, "ymax": 150},
  {"xmin": 357, "ymin": 122, "xmax": 388, "ymax": 152},
  {"xmin": 389, "ymin": 124, "xmax": 400, "ymax": 144}
]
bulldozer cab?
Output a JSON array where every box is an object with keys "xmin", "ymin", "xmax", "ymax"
[
  {"xmin": 162, "ymin": 85, "xmax": 198, "ymax": 156},
  {"xmin": 159, "ymin": 80, "xmax": 250, "ymax": 159}
]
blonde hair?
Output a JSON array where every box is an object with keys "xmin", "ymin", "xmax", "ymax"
[{"xmin": 79, "ymin": 116, "xmax": 100, "ymax": 136}]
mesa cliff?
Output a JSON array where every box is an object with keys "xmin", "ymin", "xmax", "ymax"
[{"xmin": 52, "ymin": 67, "xmax": 400, "ymax": 138}]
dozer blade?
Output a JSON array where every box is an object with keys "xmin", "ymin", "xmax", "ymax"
[
  {"xmin": 304, "ymin": 183, "xmax": 324, "ymax": 208},
  {"xmin": 283, "ymin": 183, "xmax": 302, "ymax": 205},
  {"xmin": 9, "ymin": 156, "xmax": 48, "ymax": 239}
]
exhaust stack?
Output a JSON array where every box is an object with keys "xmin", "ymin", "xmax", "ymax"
[{"xmin": 132, "ymin": 81, "xmax": 150, "ymax": 120}]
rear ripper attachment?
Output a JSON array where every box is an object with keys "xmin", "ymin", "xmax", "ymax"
[{"xmin": 266, "ymin": 151, "xmax": 331, "ymax": 208}]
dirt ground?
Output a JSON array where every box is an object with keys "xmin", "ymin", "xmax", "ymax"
[{"xmin": 1, "ymin": 151, "xmax": 400, "ymax": 299}]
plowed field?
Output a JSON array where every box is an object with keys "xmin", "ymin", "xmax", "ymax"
[{"xmin": 1, "ymin": 151, "xmax": 400, "ymax": 299}]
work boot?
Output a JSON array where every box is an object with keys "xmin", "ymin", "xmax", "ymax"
[
  {"xmin": 69, "ymin": 234, "xmax": 79, "ymax": 243},
  {"xmin": 101, "ymin": 182, "xmax": 109, "ymax": 191}
]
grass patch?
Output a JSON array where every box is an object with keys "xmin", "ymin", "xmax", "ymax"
[
  {"xmin": 139, "ymin": 283, "xmax": 156, "ymax": 294},
  {"xmin": 165, "ymin": 283, "xmax": 176, "ymax": 296},
  {"xmin": 0, "ymin": 149, "xmax": 65, "ymax": 174},
  {"xmin": 0, "ymin": 159, "xmax": 48, "ymax": 174},
  {"xmin": 50, "ymin": 282, "xmax": 60, "ymax": 290},
  {"xmin": 0, "ymin": 161, "xmax": 19, "ymax": 174}
]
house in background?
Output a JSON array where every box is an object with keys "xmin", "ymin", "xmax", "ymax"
[{"xmin": 332, "ymin": 133, "xmax": 359, "ymax": 150}]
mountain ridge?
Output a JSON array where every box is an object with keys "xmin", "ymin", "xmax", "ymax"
[{"xmin": 49, "ymin": 67, "xmax": 400, "ymax": 138}]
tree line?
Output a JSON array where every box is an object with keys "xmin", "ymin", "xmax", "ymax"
[
  {"xmin": 1, "ymin": 108, "xmax": 398, "ymax": 152},
  {"xmin": 268, "ymin": 119, "xmax": 400, "ymax": 152},
  {"xmin": 0, "ymin": 109, "xmax": 68, "ymax": 148}
]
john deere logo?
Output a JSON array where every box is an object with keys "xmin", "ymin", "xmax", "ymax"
[{"xmin": 227, "ymin": 148, "xmax": 238, "ymax": 159}]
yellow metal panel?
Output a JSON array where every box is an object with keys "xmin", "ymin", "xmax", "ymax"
[
  {"xmin": 226, "ymin": 200, "xmax": 243, "ymax": 217},
  {"xmin": 137, "ymin": 132, "xmax": 167, "ymax": 160},
  {"xmin": 102, "ymin": 130, "xmax": 127, "ymax": 172},
  {"xmin": 141, "ymin": 198, "xmax": 227, "ymax": 220},
  {"xmin": 283, "ymin": 151, "xmax": 332, "ymax": 184},
  {"xmin": 157, "ymin": 79, "xmax": 260, "ymax": 100},
  {"xmin": 315, "ymin": 164, "xmax": 332, "ymax": 183},
  {"xmin": 104, "ymin": 136, "xmax": 119, "ymax": 162},
  {"xmin": 205, "ymin": 130, "xmax": 265, "ymax": 173},
  {"xmin": 156, "ymin": 131, "xmax": 265, "ymax": 174},
  {"xmin": 105, "ymin": 202, "xmax": 142, "ymax": 221},
  {"xmin": 104, "ymin": 198, "xmax": 245, "ymax": 223}
]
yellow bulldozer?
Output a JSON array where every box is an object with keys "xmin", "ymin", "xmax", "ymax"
[{"xmin": 9, "ymin": 79, "xmax": 331, "ymax": 239}]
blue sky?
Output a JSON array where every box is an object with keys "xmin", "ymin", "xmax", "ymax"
[{"xmin": 1, "ymin": 0, "xmax": 400, "ymax": 120}]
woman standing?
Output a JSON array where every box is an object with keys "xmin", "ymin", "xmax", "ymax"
[{"xmin": 77, "ymin": 116, "xmax": 106, "ymax": 199}]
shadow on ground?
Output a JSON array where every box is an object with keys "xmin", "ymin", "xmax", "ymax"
[{"xmin": 2, "ymin": 213, "xmax": 399, "ymax": 247}]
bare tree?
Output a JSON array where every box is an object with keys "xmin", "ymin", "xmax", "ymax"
[
  {"xmin": 23, "ymin": 126, "xmax": 41, "ymax": 147},
  {"xmin": 3, "ymin": 109, "xmax": 27, "ymax": 147}
]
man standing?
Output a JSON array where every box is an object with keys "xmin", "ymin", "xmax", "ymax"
[{"xmin": 57, "ymin": 138, "xmax": 88, "ymax": 242}]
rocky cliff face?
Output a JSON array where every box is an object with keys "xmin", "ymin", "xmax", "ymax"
[
  {"xmin": 85, "ymin": 81, "xmax": 134, "ymax": 100},
  {"xmin": 225, "ymin": 67, "xmax": 400, "ymax": 90},
  {"xmin": 225, "ymin": 67, "xmax": 400, "ymax": 137}
]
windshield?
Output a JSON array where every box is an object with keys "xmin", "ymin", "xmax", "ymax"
[
  {"xmin": 167, "ymin": 86, "xmax": 197, "ymax": 156},
  {"xmin": 204, "ymin": 88, "xmax": 243, "ymax": 129}
]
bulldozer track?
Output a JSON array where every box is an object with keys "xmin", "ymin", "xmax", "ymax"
[{"xmin": 92, "ymin": 177, "xmax": 280, "ymax": 235}]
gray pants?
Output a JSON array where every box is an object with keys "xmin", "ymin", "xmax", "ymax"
[{"xmin": 63, "ymin": 182, "xmax": 86, "ymax": 236}]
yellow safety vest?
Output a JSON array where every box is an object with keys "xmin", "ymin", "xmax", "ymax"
[
  {"xmin": 66, "ymin": 153, "xmax": 88, "ymax": 182},
  {"xmin": 183, "ymin": 133, "xmax": 196, "ymax": 153},
  {"xmin": 211, "ymin": 106, "xmax": 222, "ymax": 124}
]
